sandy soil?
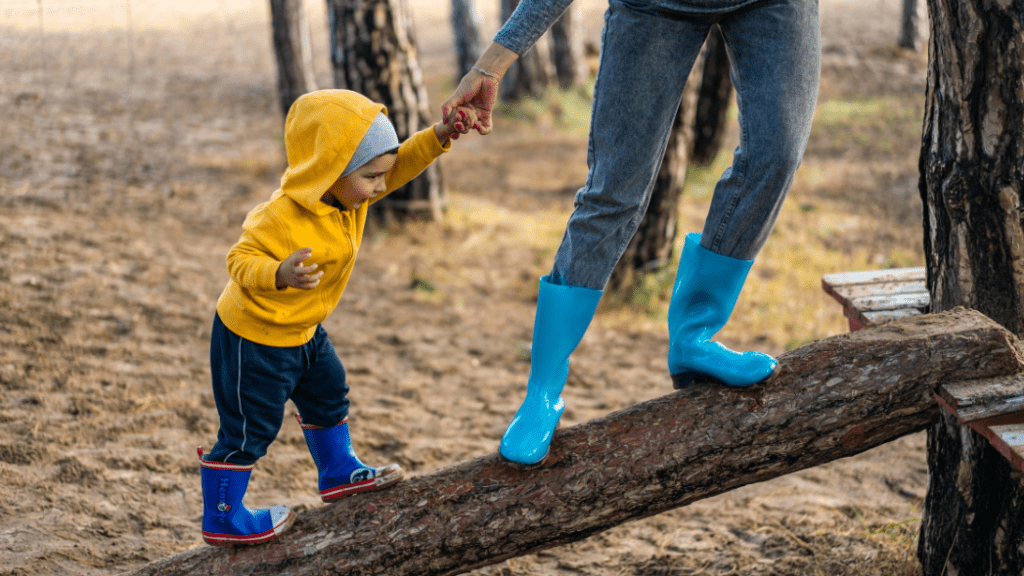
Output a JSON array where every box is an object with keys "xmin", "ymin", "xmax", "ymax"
[{"xmin": 0, "ymin": 0, "xmax": 931, "ymax": 574}]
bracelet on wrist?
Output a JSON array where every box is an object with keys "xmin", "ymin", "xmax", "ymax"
[{"xmin": 472, "ymin": 66, "xmax": 500, "ymax": 80}]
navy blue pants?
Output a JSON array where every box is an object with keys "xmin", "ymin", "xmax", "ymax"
[{"xmin": 206, "ymin": 313, "xmax": 350, "ymax": 465}]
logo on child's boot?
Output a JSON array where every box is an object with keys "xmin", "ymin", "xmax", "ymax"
[
  {"xmin": 217, "ymin": 477, "xmax": 231, "ymax": 521},
  {"xmin": 350, "ymin": 468, "xmax": 374, "ymax": 483}
]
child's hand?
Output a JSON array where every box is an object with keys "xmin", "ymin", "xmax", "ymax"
[
  {"xmin": 276, "ymin": 247, "xmax": 323, "ymax": 290},
  {"xmin": 434, "ymin": 107, "xmax": 478, "ymax": 144}
]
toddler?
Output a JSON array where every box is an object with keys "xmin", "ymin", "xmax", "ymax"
[{"xmin": 198, "ymin": 89, "xmax": 475, "ymax": 546}]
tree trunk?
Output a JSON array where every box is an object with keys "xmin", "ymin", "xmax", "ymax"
[
  {"xmin": 123, "ymin": 309, "xmax": 1023, "ymax": 576},
  {"xmin": 549, "ymin": 4, "xmax": 588, "ymax": 89},
  {"xmin": 326, "ymin": 0, "xmax": 444, "ymax": 222},
  {"xmin": 917, "ymin": 0, "xmax": 1024, "ymax": 573},
  {"xmin": 898, "ymin": 0, "xmax": 927, "ymax": 51},
  {"xmin": 609, "ymin": 46, "xmax": 704, "ymax": 290},
  {"xmin": 499, "ymin": 0, "xmax": 554, "ymax": 102},
  {"xmin": 451, "ymin": 0, "xmax": 484, "ymax": 79},
  {"xmin": 691, "ymin": 25, "xmax": 733, "ymax": 166},
  {"xmin": 269, "ymin": 0, "xmax": 317, "ymax": 119}
]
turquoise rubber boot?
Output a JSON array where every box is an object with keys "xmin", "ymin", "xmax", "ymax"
[
  {"xmin": 668, "ymin": 233, "xmax": 777, "ymax": 388},
  {"xmin": 500, "ymin": 275, "xmax": 602, "ymax": 465},
  {"xmin": 198, "ymin": 448, "xmax": 294, "ymax": 546},
  {"xmin": 297, "ymin": 416, "xmax": 403, "ymax": 501}
]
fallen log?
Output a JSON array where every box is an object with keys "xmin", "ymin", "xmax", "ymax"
[{"xmin": 124, "ymin": 307, "xmax": 1024, "ymax": 576}]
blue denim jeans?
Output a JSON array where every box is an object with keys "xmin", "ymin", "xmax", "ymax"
[{"xmin": 548, "ymin": 0, "xmax": 820, "ymax": 290}]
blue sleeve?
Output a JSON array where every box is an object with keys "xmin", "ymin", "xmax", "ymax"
[{"xmin": 493, "ymin": 0, "xmax": 576, "ymax": 56}]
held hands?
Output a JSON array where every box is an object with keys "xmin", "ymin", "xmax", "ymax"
[
  {"xmin": 276, "ymin": 247, "xmax": 323, "ymax": 290},
  {"xmin": 441, "ymin": 68, "xmax": 499, "ymax": 136},
  {"xmin": 434, "ymin": 106, "xmax": 479, "ymax": 145}
]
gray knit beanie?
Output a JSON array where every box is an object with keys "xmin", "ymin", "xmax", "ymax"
[{"xmin": 341, "ymin": 112, "xmax": 400, "ymax": 178}]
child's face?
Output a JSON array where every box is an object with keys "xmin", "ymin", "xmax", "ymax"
[{"xmin": 327, "ymin": 152, "xmax": 397, "ymax": 210}]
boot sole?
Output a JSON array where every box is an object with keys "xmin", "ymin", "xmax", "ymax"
[
  {"xmin": 202, "ymin": 509, "xmax": 296, "ymax": 547},
  {"xmin": 672, "ymin": 364, "xmax": 779, "ymax": 390},
  {"xmin": 322, "ymin": 464, "xmax": 403, "ymax": 501}
]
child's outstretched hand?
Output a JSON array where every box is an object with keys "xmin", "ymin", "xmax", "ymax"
[
  {"xmin": 434, "ymin": 106, "xmax": 478, "ymax": 145},
  {"xmin": 276, "ymin": 247, "xmax": 323, "ymax": 290}
]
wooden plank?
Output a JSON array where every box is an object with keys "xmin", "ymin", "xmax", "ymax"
[
  {"xmin": 989, "ymin": 423, "xmax": 1024, "ymax": 470},
  {"xmin": 938, "ymin": 373, "xmax": 1024, "ymax": 422},
  {"xmin": 821, "ymin": 267, "xmax": 926, "ymax": 288},
  {"xmin": 829, "ymin": 279, "xmax": 928, "ymax": 301},
  {"xmin": 862, "ymin": 308, "xmax": 924, "ymax": 325},
  {"xmin": 850, "ymin": 292, "xmax": 930, "ymax": 313}
]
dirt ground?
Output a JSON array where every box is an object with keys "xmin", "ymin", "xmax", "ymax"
[{"xmin": 0, "ymin": 0, "xmax": 931, "ymax": 574}]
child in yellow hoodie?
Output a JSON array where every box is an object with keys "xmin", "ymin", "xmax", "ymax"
[{"xmin": 197, "ymin": 89, "xmax": 476, "ymax": 547}]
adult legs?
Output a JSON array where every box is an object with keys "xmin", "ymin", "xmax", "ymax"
[
  {"xmin": 702, "ymin": 0, "xmax": 821, "ymax": 259},
  {"xmin": 668, "ymin": 0, "xmax": 821, "ymax": 386},
  {"xmin": 548, "ymin": 0, "xmax": 715, "ymax": 290},
  {"xmin": 500, "ymin": 2, "xmax": 713, "ymax": 464}
]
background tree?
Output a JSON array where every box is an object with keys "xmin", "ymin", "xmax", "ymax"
[
  {"xmin": 916, "ymin": 0, "xmax": 1024, "ymax": 573},
  {"xmin": 690, "ymin": 25, "xmax": 733, "ymax": 166},
  {"xmin": 498, "ymin": 0, "xmax": 554, "ymax": 102},
  {"xmin": 898, "ymin": 0, "xmax": 926, "ymax": 51},
  {"xmin": 269, "ymin": 0, "xmax": 317, "ymax": 119},
  {"xmin": 451, "ymin": 0, "xmax": 483, "ymax": 79},
  {"xmin": 549, "ymin": 5, "xmax": 588, "ymax": 89},
  {"xmin": 326, "ymin": 0, "xmax": 445, "ymax": 222}
]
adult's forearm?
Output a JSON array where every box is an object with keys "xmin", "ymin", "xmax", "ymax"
[{"xmin": 494, "ymin": 0, "xmax": 576, "ymax": 56}]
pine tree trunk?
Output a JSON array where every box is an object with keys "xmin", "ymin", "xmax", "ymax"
[
  {"xmin": 326, "ymin": 0, "xmax": 445, "ymax": 222},
  {"xmin": 898, "ymin": 0, "xmax": 926, "ymax": 51},
  {"xmin": 917, "ymin": 0, "xmax": 1024, "ymax": 573},
  {"xmin": 499, "ymin": 0, "xmax": 554, "ymax": 102},
  {"xmin": 549, "ymin": 4, "xmax": 588, "ymax": 89},
  {"xmin": 608, "ymin": 47, "xmax": 705, "ymax": 290},
  {"xmin": 691, "ymin": 25, "xmax": 733, "ymax": 166},
  {"xmin": 451, "ymin": 0, "xmax": 484, "ymax": 79},
  {"xmin": 269, "ymin": 0, "xmax": 317, "ymax": 119}
]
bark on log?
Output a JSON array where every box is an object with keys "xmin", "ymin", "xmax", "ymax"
[{"xmin": 123, "ymin": 308, "xmax": 1023, "ymax": 576}]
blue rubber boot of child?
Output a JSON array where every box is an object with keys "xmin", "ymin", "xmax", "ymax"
[
  {"xmin": 297, "ymin": 416, "xmax": 403, "ymax": 501},
  {"xmin": 198, "ymin": 448, "xmax": 294, "ymax": 547},
  {"xmin": 668, "ymin": 233, "xmax": 778, "ymax": 389},
  {"xmin": 500, "ymin": 275, "xmax": 603, "ymax": 465}
]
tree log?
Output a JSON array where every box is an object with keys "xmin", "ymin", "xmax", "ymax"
[{"xmin": 123, "ymin": 308, "xmax": 1023, "ymax": 576}]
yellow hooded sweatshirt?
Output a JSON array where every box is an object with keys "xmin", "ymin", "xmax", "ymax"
[{"xmin": 216, "ymin": 89, "xmax": 450, "ymax": 346}]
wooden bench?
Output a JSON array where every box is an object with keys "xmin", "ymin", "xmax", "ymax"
[
  {"xmin": 821, "ymin": 266, "xmax": 929, "ymax": 332},
  {"xmin": 822, "ymin": 266, "xmax": 1024, "ymax": 474}
]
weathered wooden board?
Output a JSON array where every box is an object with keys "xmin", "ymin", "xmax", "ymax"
[
  {"xmin": 938, "ymin": 372, "xmax": 1024, "ymax": 422},
  {"xmin": 122, "ymin": 308, "xmax": 1024, "ymax": 576},
  {"xmin": 822, "ymin": 267, "xmax": 929, "ymax": 331}
]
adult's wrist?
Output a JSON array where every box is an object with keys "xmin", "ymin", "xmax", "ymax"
[{"xmin": 472, "ymin": 42, "xmax": 518, "ymax": 80}]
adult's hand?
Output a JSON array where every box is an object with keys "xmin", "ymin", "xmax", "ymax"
[{"xmin": 441, "ymin": 42, "xmax": 519, "ymax": 136}]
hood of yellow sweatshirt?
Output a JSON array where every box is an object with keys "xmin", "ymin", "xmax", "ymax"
[{"xmin": 279, "ymin": 89, "xmax": 386, "ymax": 217}]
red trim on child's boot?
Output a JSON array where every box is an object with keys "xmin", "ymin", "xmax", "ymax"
[
  {"xmin": 202, "ymin": 512, "xmax": 295, "ymax": 547},
  {"xmin": 196, "ymin": 447, "xmax": 254, "ymax": 471},
  {"xmin": 320, "ymin": 463, "xmax": 403, "ymax": 501},
  {"xmin": 294, "ymin": 414, "xmax": 348, "ymax": 430}
]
